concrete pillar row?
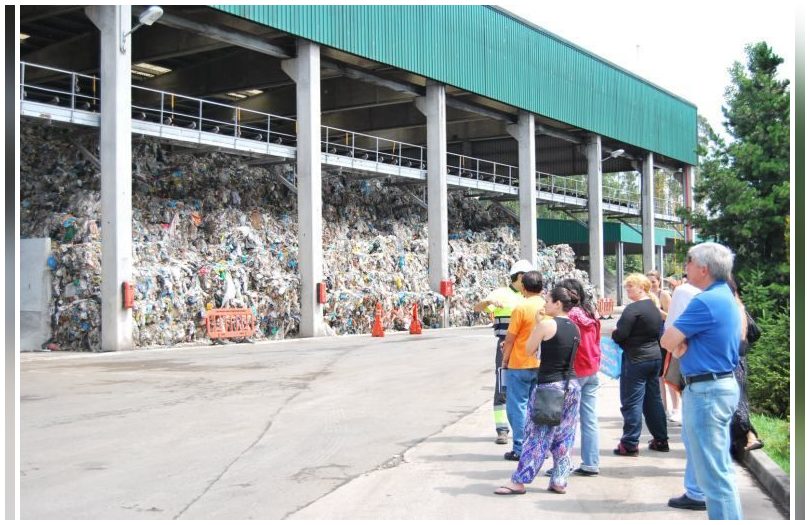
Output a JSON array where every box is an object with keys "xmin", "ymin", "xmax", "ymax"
[
  {"xmin": 641, "ymin": 152, "xmax": 655, "ymax": 273},
  {"xmin": 506, "ymin": 112, "xmax": 537, "ymax": 269},
  {"xmin": 86, "ymin": 5, "xmax": 133, "ymax": 351},
  {"xmin": 282, "ymin": 40, "xmax": 324, "ymax": 337},
  {"xmin": 585, "ymin": 135, "xmax": 605, "ymax": 298}
]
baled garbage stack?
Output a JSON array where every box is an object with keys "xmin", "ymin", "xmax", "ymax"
[{"xmin": 20, "ymin": 122, "xmax": 591, "ymax": 351}]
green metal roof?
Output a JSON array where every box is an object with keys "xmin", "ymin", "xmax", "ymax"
[
  {"xmin": 538, "ymin": 219, "xmax": 681, "ymax": 246},
  {"xmin": 211, "ymin": 5, "xmax": 698, "ymax": 165}
]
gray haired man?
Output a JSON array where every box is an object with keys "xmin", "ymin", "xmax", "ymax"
[{"xmin": 660, "ymin": 242, "xmax": 743, "ymax": 519}]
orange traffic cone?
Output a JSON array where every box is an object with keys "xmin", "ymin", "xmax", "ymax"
[
  {"xmin": 371, "ymin": 302, "xmax": 385, "ymax": 337},
  {"xmin": 409, "ymin": 303, "xmax": 422, "ymax": 335}
]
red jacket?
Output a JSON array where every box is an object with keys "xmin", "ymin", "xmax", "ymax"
[{"xmin": 569, "ymin": 306, "xmax": 602, "ymax": 377}]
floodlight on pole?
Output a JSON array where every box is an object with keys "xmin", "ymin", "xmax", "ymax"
[
  {"xmin": 120, "ymin": 6, "xmax": 163, "ymax": 54},
  {"xmin": 601, "ymin": 148, "xmax": 625, "ymax": 162}
]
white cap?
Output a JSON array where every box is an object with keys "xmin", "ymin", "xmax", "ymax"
[{"xmin": 509, "ymin": 259, "xmax": 533, "ymax": 276}]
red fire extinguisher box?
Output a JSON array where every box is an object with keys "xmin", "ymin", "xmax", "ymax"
[
  {"xmin": 122, "ymin": 281, "xmax": 135, "ymax": 309},
  {"xmin": 440, "ymin": 279, "xmax": 454, "ymax": 298}
]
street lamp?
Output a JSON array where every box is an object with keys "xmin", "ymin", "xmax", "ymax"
[
  {"xmin": 601, "ymin": 148, "xmax": 625, "ymax": 162},
  {"xmin": 120, "ymin": 6, "xmax": 163, "ymax": 53}
]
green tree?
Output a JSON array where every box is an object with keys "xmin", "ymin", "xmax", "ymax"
[
  {"xmin": 680, "ymin": 42, "xmax": 790, "ymax": 417},
  {"xmin": 681, "ymin": 42, "xmax": 790, "ymax": 292}
]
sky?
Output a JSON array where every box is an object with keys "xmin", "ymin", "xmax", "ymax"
[{"xmin": 496, "ymin": 0, "xmax": 798, "ymax": 140}]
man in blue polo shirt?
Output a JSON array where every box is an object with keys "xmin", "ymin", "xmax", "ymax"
[{"xmin": 660, "ymin": 242, "xmax": 742, "ymax": 520}]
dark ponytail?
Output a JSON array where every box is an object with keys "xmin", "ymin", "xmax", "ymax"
[
  {"xmin": 549, "ymin": 286, "xmax": 575, "ymax": 312},
  {"xmin": 557, "ymin": 278, "xmax": 597, "ymax": 319}
]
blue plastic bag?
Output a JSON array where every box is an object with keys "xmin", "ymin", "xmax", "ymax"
[{"xmin": 599, "ymin": 336, "xmax": 623, "ymax": 379}]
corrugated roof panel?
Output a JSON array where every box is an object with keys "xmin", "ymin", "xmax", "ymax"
[{"xmin": 211, "ymin": 5, "xmax": 697, "ymax": 165}]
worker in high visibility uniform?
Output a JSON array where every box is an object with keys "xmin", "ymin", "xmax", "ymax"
[{"xmin": 474, "ymin": 259, "xmax": 533, "ymax": 445}]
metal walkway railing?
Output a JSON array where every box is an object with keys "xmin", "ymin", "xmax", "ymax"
[{"xmin": 19, "ymin": 62, "xmax": 682, "ymax": 222}]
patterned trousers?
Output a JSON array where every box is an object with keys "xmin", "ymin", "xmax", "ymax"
[{"xmin": 511, "ymin": 380, "xmax": 582, "ymax": 488}]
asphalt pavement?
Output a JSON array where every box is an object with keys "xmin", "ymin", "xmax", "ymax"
[{"xmin": 20, "ymin": 325, "xmax": 786, "ymax": 519}]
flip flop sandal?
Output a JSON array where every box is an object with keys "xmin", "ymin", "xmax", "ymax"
[{"xmin": 494, "ymin": 486, "xmax": 526, "ymax": 495}]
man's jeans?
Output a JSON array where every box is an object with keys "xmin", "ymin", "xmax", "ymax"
[
  {"xmin": 682, "ymin": 376, "xmax": 742, "ymax": 520},
  {"xmin": 493, "ymin": 337, "xmax": 508, "ymax": 433},
  {"xmin": 619, "ymin": 357, "xmax": 668, "ymax": 447},
  {"xmin": 504, "ymin": 368, "xmax": 538, "ymax": 455},
  {"xmin": 578, "ymin": 373, "xmax": 600, "ymax": 473}
]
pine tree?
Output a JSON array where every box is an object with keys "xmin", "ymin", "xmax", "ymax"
[{"xmin": 682, "ymin": 42, "xmax": 790, "ymax": 294}]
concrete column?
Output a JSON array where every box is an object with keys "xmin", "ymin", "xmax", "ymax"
[
  {"xmin": 415, "ymin": 82, "xmax": 449, "ymax": 298},
  {"xmin": 657, "ymin": 245, "xmax": 665, "ymax": 275},
  {"xmin": 683, "ymin": 165, "xmax": 695, "ymax": 242},
  {"xmin": 616, "ymin": 242, "xmax": 625, "ymax": 306},
  {"xmin": 585, "ymin": 135, "xmax": 604, "ymax": 298},
  {"xmin": 86, "ymin": 6, "xmax": 133, "ymax": 351},
  {"xmin": 283, "ymin": 40, "xmax": 323, "ymax": 337},
  {"xmin": 641, "ymin": 152, "xmax": 655, "ymax": 272},
  {"xmin": 507, "ymin": 112, "xmax": 537, "ymax": 268}
]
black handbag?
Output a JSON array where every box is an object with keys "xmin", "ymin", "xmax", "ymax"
[
  {"xmin": 745, "ymin": 311, "xmax": 762, "ymax": 344},
  {"xmin": 531, "ymin": 334, "xmax": 579, "ymax": 426}
]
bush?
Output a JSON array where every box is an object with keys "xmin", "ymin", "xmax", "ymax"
[{"xmin": 746, "ymin": 309, "xmax": 790, "ymax": 418}]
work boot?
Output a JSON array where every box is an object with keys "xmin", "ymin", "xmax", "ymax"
[
  {"xmin": 495, "ymin": 430, "xmax": 509, "ymax": 445},
  {"xmin": 667, "ymin": 493, "xmax": 707, "ymax": 511}
]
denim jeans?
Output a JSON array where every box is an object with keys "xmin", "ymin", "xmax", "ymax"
[
  {"xmin": 619, "ymin": 357, "xmax": 668, "ymax": 447},
  {"xmin": 682, "ymin": 376, "xmax": 742, "ymax": 519},
  {"xmin": 577, "ymin": 373, "xmax": 600, "ymax": 472},
  {"xmin": 493, "ymin": 337, "xmax": 508, "ymax": 433},
  {"xmin": 682, "ymin": 425, "xmax": 705, "ymax": 502},
  {"xmin": 504, "ymin": 368, "xmax": 538, "ymax": 455}
]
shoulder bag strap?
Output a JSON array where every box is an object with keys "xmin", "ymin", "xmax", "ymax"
[{"xmin": 563, "ymin": 323, "xmax": 580, "ymax": 392}]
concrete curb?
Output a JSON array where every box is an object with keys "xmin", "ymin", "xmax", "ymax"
[{"xmin": 741, "ymin": 448, "xmax": 790, "ymax": 517}]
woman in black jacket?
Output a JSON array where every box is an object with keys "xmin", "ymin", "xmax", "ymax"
[{"xmin": 611, "ymin": 273, "xmax": 669, "ymax": 456}]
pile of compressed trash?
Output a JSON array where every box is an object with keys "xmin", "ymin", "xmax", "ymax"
[{"xmin": 20, "ymin": 122, "xmax": 591, "ymax": 351}]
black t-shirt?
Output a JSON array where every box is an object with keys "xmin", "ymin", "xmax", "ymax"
[
  {"xmin": 537, "ymin": 317, "xmax": 581, "ymax": 383},
  {"xmin": 611, "ymin": 298, "xmax": 662, "ymax": 362}
]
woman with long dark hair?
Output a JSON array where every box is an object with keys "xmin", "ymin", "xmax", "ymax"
[
  {"xmin": 494, "ymin": 286, "xmax": 582, "ymax": 495},
  {"xmin": 558, "ymin": 278, "xmax": 602, "ymax": 476}
]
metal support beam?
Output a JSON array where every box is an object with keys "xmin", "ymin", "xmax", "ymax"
[
  {"xmin": 507, "ymin": 111, "xmax": 537, "ymax": 268},
  {"xmin": 143, "ymin": 9, "xmax": 291, "ymax": 58},
  {"xmin": 415, "ymin": 81, "xmax": 449, "ymax": 326},
  {"xmin": 284, "ymin": 39, "xmax": 323, "ymax": 337},
  {"xmin": 85, "ymin": 5, "xmax": 133, "ymax": 351},
  {"xmin": 536, "ymin": 123, "xmax": 582, "ymax": 144},
  {"xmin": 586, "ymin": 134, "xmax": 605, "ymax": 298},
  {"xmin": 446, "ymin": 98, "xmax": 514, "ymax": 124},
  {"xmin": 641, "ymin": 152, "xmax": 655, "ymax": 272}
]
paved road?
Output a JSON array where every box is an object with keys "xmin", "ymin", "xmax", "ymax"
[{"xmin": 20, "ymin": 327, "xmax": 784, "ymax": 519}]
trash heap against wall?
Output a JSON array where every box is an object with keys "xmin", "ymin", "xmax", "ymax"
[{"xmin": 20, "ymin": 122, "xmax": 591, "ymax": 351}]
